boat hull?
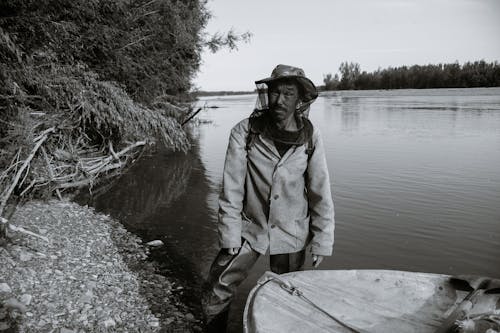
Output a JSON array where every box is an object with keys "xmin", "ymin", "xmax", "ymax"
[{"xmin": 243, "ymin": 270, "xmax": 499, "ymax": 333}]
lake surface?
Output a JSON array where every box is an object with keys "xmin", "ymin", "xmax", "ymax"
[{"xmin": 87, "ymin": 88, "xmax": 500, "ymax": 332}]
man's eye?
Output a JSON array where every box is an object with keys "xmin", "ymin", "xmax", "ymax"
[{"xmin": 270, "ymin": 92, "xmax": 279, "ymax": 96}]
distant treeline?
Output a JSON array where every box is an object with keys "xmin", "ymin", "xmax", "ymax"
[
  {"xmin": 323, "ymin": 60, "xmax": 500, "ymax": 91},
  {"xmin": 195, "ymin": 90, "xmax": 254, "ymax": 97}
]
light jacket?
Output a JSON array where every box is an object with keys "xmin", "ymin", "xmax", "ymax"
[{"xmin": 218, "ymin": 118, "xmax": 335, "ymax": 256}]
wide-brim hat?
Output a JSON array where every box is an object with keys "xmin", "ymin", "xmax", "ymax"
[{"xmin": 255, "ymin": 64, "xmax": 318, "ymax": 104}]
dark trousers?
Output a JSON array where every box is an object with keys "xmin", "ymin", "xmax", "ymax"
[{"xmin": 202, "ymin": 240, "xmax": 305, "ymax": 329}]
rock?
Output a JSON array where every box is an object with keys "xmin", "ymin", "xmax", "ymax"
[
  {"xmin": 60, "ymin": 328, "xmax": 76, "ymax": 333},
  {"xmin": 146, "ymin": 240, "xmax": 164, "ymax": 247},
  {"xmin": 0, "ymin": 283, "xmax": 11, "ymax": 294},
  {"xmin": 148, "ymin": 319, "xmax": 160, "ymax": 328},
  {"xmin": 79, "ymin": 290, "xmax": 93, "ymax": 304},
  {"xmin": 101, "ymin": 318, "xmax": 116, "ymax": 328},
  {"xmin": 185, "ymin": 313, "xmax": 195, "ymax": 322},
  {"xmin": 19, "ymin": 251, "xmax": 32, "ymax": 262},
  {"xmin": 3, "ymin": 298, "xmax": 27, "ymax": 313},
  {"xmin": 20, "ymin": 294, "xmax": 32, "ymax": 305}
]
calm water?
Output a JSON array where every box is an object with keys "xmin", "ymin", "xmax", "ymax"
[{"xmin": 87, "ymin": 88, "xmax": 500, "ymax": 332}]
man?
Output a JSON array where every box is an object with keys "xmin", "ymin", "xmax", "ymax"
[{"xmin": 203, "ymin": 64, "xmax": 335, "ymax": 330}]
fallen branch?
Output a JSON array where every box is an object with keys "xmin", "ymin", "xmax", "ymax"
[
  {"xmin": 109, "ymin": 142, "xmax": 120, "ymax": 161},
  {"xmin": 41, "ymin": 146, "xmax": 63, "ymax": 200},
  {"xmin": 181, "ymin": 107, "xmax": 203, "ymax": 126},
  {"xmin": 19, "ymin": 178, "xmax": 36, "ymax": 197},
  {"xmin": 0, "ymin": 149, "xmax": 22, "ymax": 183},
  {"xmin": 7, "ymin": 221, "xmax": 49, "ymax": 242},
  {"xmin": 0, "ymin": 216, "xmax": 7, "ymax": 239},
  {"xmin": 89, "ymin": 161, "xmax": 123, "ymax": 174},
  {"xmin": 33, "ymin": 127, "xmax": 56, "ymax": 143},
  {"xmin": 0, "ymin": 127, "xmax": 55, "ymax": 217},
  {"xmin": 56, "ymin": 178, "xmax": 96, "ymax": 189}
]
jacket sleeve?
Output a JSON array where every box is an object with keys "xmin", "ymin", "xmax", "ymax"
[
  {"xmin": 218, "ymin": 119, "xmax": 249, "ymax": 249},
  {"xmin": 306, "ymin": 127, "xmax": 335, "ymax": 256}
]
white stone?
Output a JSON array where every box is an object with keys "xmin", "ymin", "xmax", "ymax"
[
  {"xmin": 20, "ymin": 294, "xmax": 32, "ymax": 305},
  {"xmin": 146, "ymin": 239, "xmax": 164, "ymax": 247},
  {"xmin": 102, "ymin": 318, "xmax": 116, "ymax": 328},
  {"xmin": 0, "ymin": 283, "xmax": 11, "ymax": 294}
]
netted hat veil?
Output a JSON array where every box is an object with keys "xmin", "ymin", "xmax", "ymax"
[{"xmin": 252, "ymin": 64, "xmax": 318, "ymax": 118}]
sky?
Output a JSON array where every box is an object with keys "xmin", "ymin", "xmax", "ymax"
[{"xmin": 193, "ymin": 0, "xmax": 500, "ymax": 91}]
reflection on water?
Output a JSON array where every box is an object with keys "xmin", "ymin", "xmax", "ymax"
[
  {"xmin": 88, "ymin": 151, "xmax": 192, "ymax": 232},
  {"xmin": 80, "ymin": 129, "xmax": 219, "ymax": 318},
  {"xmin": 341, "ymin": 109, "xmax": 360, "ymax": 132},
  {"xmin": 84, "ymin": 88, "xmax": 500, "ymax": 333}
]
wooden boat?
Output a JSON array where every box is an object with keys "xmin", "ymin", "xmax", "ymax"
[{"xmin": 243, "ymin": 270, "xmax": 500, "ymax": 333}]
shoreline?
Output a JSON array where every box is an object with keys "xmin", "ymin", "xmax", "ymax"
[{"xmin": 0, "ymin": 200, "xmax": 201, "ymax": 332}]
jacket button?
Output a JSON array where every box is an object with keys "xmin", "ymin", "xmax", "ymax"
[
  {"xmin": 270, "ymin": 224, "xmax": 276, "ymax": 229},
  {"xmin": 273, "ymin": 194, "xmax": 279, "ymax": 200}
]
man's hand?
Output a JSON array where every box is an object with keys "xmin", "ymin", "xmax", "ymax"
[
  {"xmin": 227, "ymin": 247, "xmax": 240, "ymax": 255},
  {"xmin": 312, "ymin": 254, "xmax": 324, "ymax": 268}
]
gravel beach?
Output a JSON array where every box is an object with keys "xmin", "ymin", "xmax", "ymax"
[{"xmin": 0, "ymin": 200, "xmax": 201, "ymax": 332}]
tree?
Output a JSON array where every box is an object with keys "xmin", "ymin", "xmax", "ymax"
[
  {"xmin": 323, "ymin": 73, "xmax": 340, "ymax": 90},
  {"xmin": 339, "ymin": 61, "xmax": 361, "ymax": 90}
]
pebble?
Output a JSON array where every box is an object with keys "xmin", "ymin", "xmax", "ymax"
[
  {"xmin": 0, "ymin": 283, "xmax": 11, "ymax": 294},
  {"xmin": 102, "ymin": 318, "xmax": 116, "ymax": 328},
  {"xmin": 60, "ymin": 328, "xmax": 76, "ymax": 333},
  {"xmin": 19, "ymin": 251, "xmax": 32, "ymax": 262},
  {"xmin": 79, "ymin": 291, "xmax": 93, "ymax": 304},
  {"xmin": 148, "ymin": 319, "xmax": 160, "ymax": 328},
  {"xmin": 2, "ymin": 201, "xmax": 195, "ymax": 332},
  {"xmin": 146, "ymin": 240, "xmax": 164, "ymax": 247},
  {"xmin": 20, "ymin": 294, "xmax": 32, "ymax": 305}
]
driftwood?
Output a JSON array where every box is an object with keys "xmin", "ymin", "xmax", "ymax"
[
  {"xmin": 41, "ymin": 146, "xmax": 63, "ymax": 200},
  {"xmin": 1, "ymin": 217, "xmax": 49, "ymax": 242},
  {"xmin": 0, "ymin": 127, "xmax": 55, "ymax": 217},
  {"xmin": 53, "ymin": 140, "xmax": 146, "ymax": 189},
  {"xmin": 181, "ymin": 107, "xmax": 203, "ymax": 126},
  {"xmin": 0, "ymin": 124, "xmax": 148, "ymax": 241}
]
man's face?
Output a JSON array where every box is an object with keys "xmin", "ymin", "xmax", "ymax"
[{"xmin": 268, "ymin": 81, "xmax": 300, "ymax": 123}]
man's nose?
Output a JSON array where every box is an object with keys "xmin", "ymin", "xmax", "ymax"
[{"xmin": 277, "ymin": 93, "xmax": 286, "ymax": 105}]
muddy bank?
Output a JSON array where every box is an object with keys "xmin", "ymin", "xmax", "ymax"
[{"xmin": 0, "ymin": 200, "xmax": 202, "ymax": 332}]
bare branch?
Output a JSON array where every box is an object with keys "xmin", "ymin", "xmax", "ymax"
[{"xmin": 0, "ymin": 127, "xmax": 54, "ymax": 217}]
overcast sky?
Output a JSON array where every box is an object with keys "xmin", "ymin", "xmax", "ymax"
[{"xmin": 193, "ymin": 0, "xmax": 500, "ymax": 91}]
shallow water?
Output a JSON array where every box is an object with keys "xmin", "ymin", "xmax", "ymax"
[{"xmin": 87, "ymin": 87, "xmax": 500, "ymax": 332}]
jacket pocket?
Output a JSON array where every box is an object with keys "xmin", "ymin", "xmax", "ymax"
[{"xmin": 241, "ymin": 211, "xmax": 253, "ymax": 224}]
